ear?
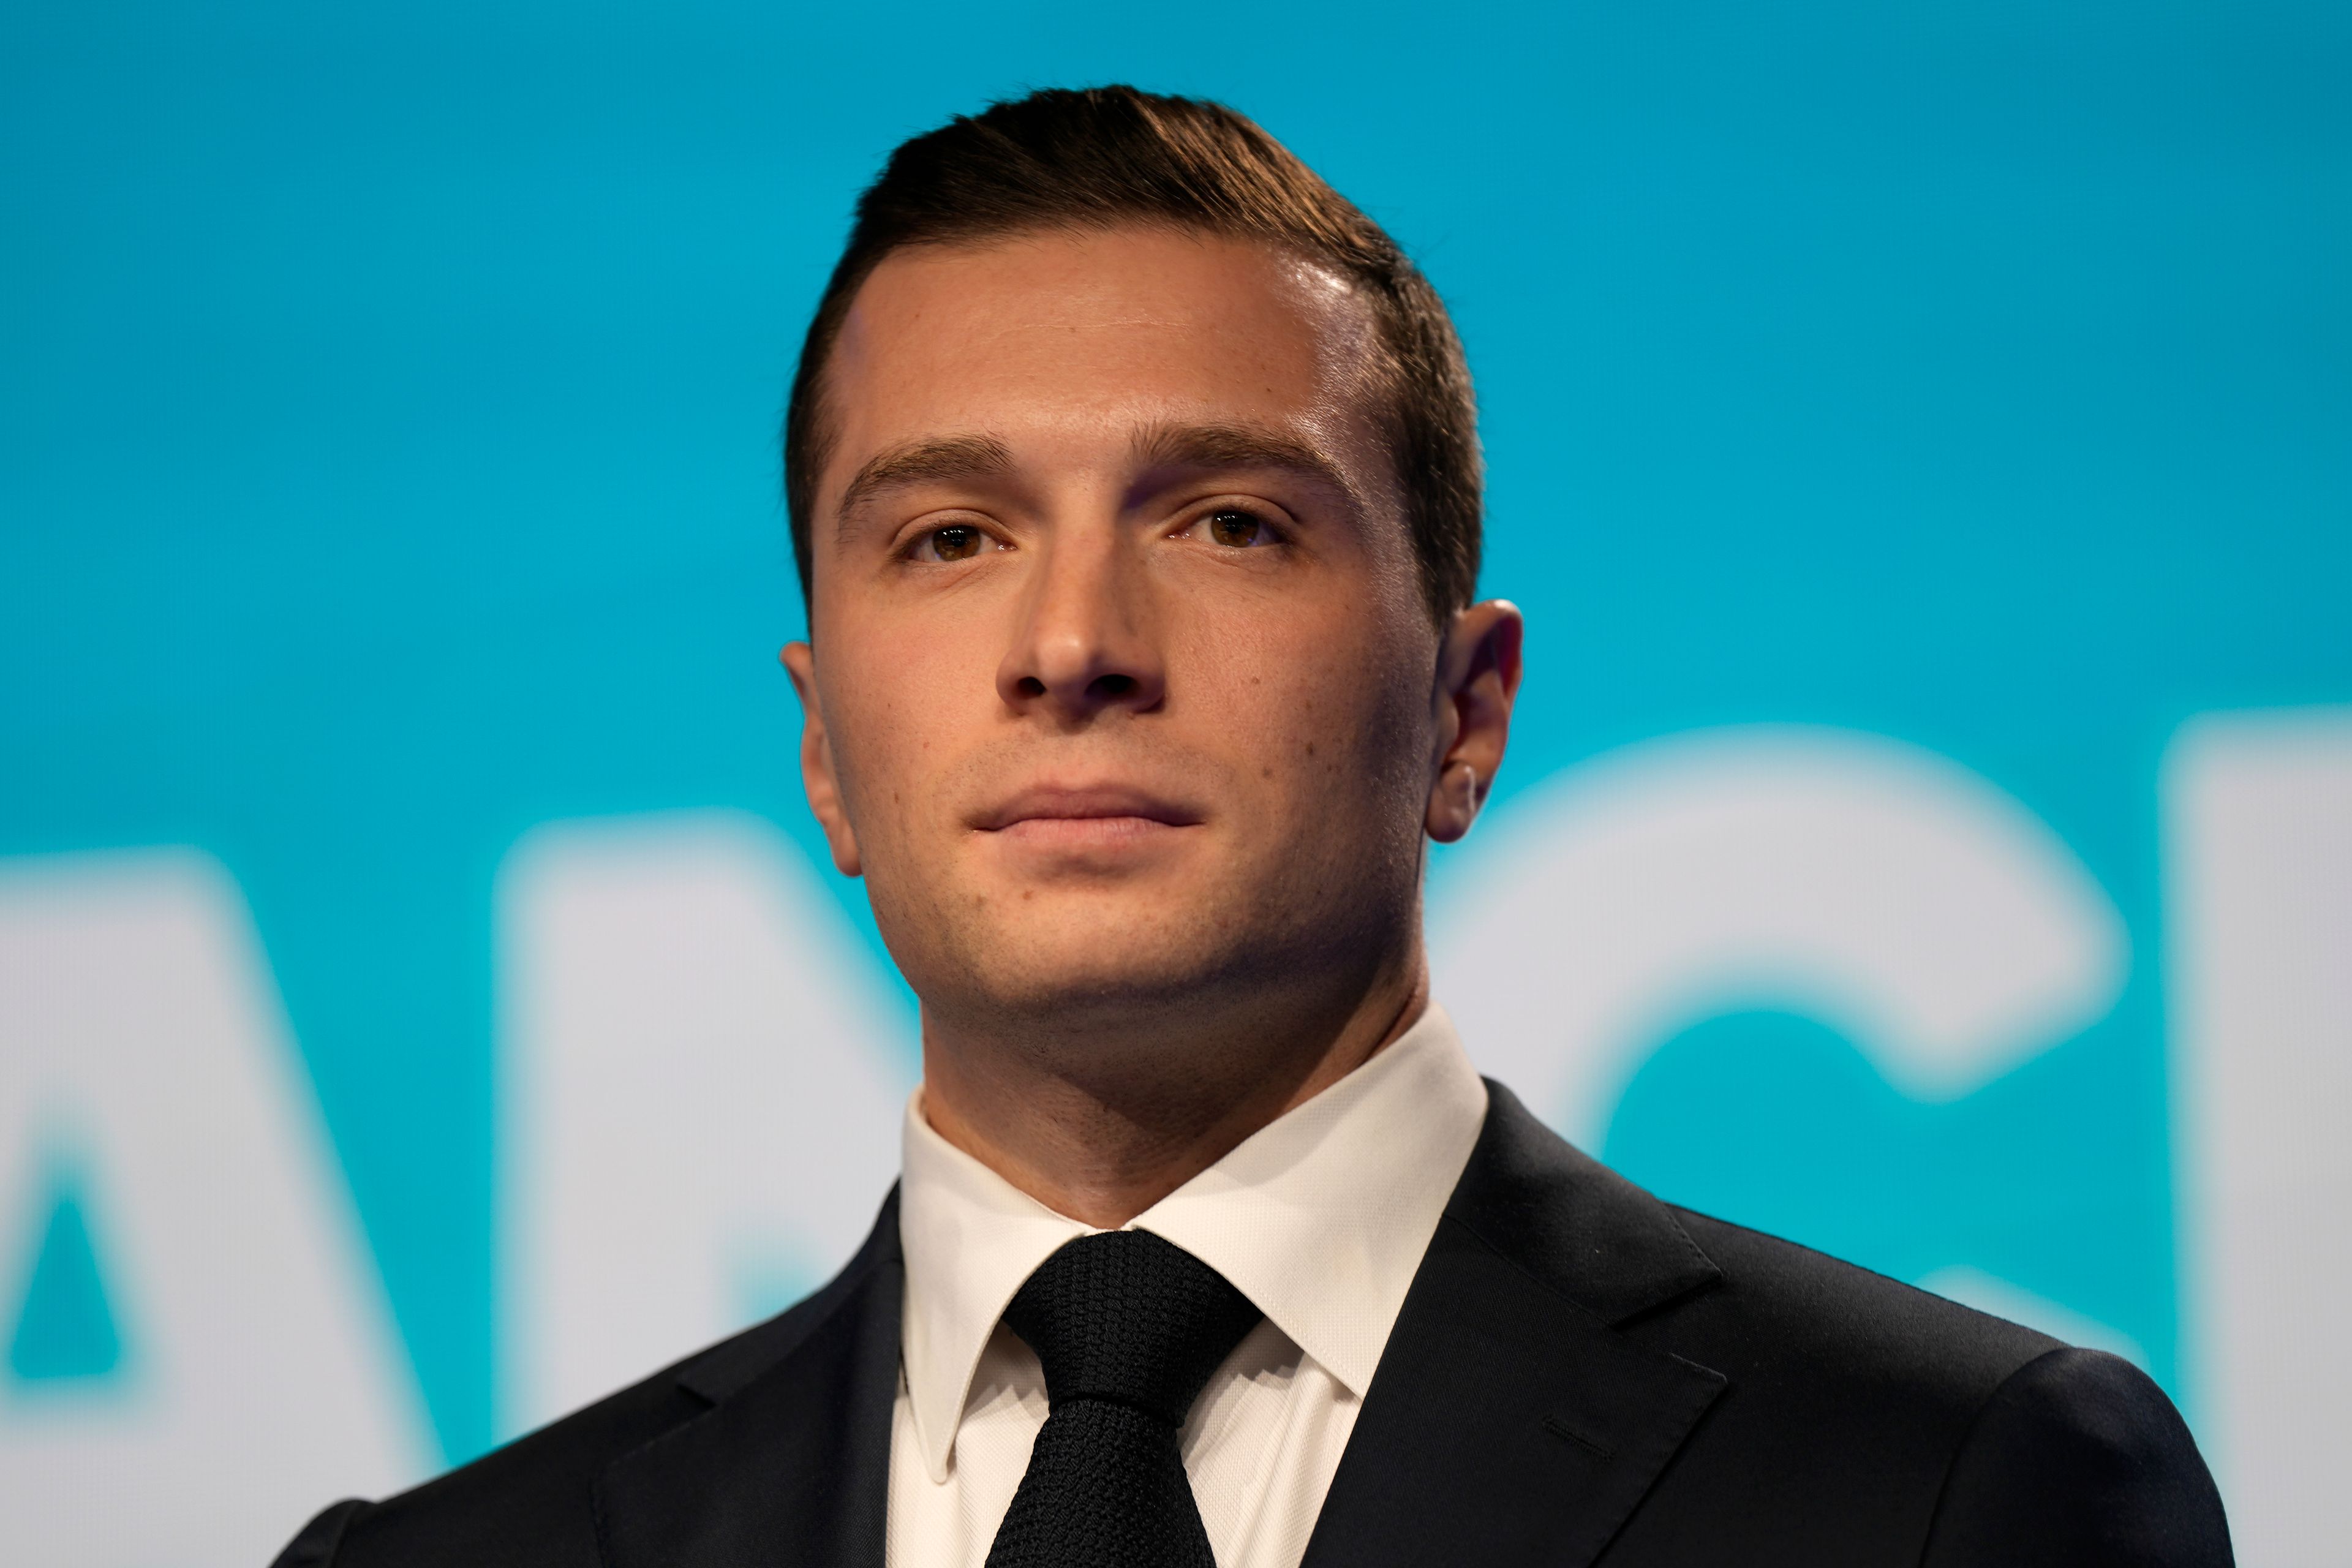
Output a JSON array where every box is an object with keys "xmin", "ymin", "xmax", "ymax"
[
  {"xmin": 1424, "ymin": 600, "xmax": 1525, "ymax": 845},
  {"xmin": 779, "ymin": 641, "xmax": 864, "ymax": 877}
]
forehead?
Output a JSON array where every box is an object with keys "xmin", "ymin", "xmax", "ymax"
[{"xmin": 821, "ymin": 227, "xmax": 1386, "ymax": 480}]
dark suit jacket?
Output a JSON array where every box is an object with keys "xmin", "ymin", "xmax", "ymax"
[{"xmin": 274, "ymin": 1083, "xmax": 2230, "ymax": 1567}]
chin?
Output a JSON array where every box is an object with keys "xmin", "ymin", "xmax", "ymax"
[
  {"xmin": 1005, "ymin": 922, "xmax": 1231, "ymax": 1010},
  {"xmin": 925, "ymin": 888, "xmax": 1265, "ymax": 1025},
  {"xmin": 872, "ymin": 837, "xmax": 1406, "ymax": 1028}
]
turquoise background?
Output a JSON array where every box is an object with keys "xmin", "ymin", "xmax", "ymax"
[{"xmin": 4, "ymin": 0, "xmax": 2346, "ymax": 1464}]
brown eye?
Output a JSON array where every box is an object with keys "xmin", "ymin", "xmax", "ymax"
[
  {"xmin": 925, "ymin": 524, "xmax": 985, "ymax": 562},
  {"xmin": 1207, "ymin": 509, "xmax": 1264, "ymax": 548}
]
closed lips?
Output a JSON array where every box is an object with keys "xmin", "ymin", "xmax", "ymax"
[{"xmin": 971, "ymin": 786, "xmax": 1204, "ymax": 832}]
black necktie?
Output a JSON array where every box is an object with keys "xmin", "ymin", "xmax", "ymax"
[{"xmin": 984, "ymin": 1229, "xmax": 1265, "ymax": 1568}]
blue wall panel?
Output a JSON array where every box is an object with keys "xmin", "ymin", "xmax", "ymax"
[{"xmin": 3, "ymin": 2, "xmax": 2346, "ymax": 1558}]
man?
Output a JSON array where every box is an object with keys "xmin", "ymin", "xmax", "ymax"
[{"xmin": 274, "ymin": 86, "xmax": 2230, "ymax": 1567}]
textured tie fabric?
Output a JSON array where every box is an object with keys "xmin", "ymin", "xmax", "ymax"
[{"xmin": 984, "ymin": 1229, "xmax": 1265, "ymax": 1568}]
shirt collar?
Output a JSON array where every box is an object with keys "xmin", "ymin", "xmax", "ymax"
[{"xmin": 895, "ymin": 1001, "xmax": 1488, "ymax": 1483}]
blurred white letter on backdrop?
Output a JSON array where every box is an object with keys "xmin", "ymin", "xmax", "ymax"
[
  {"xmin": 498, "ymin": 810, "xmax": 911, "ymax": 1438},
  {"xmin": 0, "ymin": 849, "xmax": 431, "ymax": 1567},
  {"xmin": 1433, "ymin": 725, "xmax": 2128, "ymax": 1148},
  {"xmin": 2167, "ymin": 707, "xmax": 2352, "ymax": 1566}
]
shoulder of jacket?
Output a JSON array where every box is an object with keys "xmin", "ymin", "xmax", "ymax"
[
  {"xmin": 292, "ymin": 1188, "xmax": 903, "ymax": 1565},
  {"xmin": 268, "ymin": 1496, "xmax": 368, "ymax": 1568},
  {"xmin": 1921, "ymin": 1347, "xmax": 2231, "ymax": 1565},
  {"xmin": 1663, "ymin": 1204, "xmax": 2065, "ymax": 1393}
]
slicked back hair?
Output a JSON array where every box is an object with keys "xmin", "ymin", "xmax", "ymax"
[{"xmin": 783, "ymin": 86, "xmax": 1481, "ymax": 625}]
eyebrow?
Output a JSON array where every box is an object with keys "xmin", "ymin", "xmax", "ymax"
[
  {"xmin": 835, "ymin": 434, "xmax": 1016, "ymax": 532},
  {"xmin": 1130, "ymin": 421, "xmax": 1366, "ymax": 513},
  {"xmin": 831, "ymin": 421, "xmax": 1366, "ymax": 537}
]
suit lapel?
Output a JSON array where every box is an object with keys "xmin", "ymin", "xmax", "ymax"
[
  {"xmin": 596, "ymin": 1197, "xmax": 904, "ymax": 1568},
  {"xmin": 1301, "ymin": 1085, "xmax": 1727, "ymax": 1568},
  {"xmin": 590, "ymin": 1089, "xmax": 1721, "ymax": 1568}
]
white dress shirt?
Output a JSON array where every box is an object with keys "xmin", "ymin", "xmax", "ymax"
[{"xmin": 886, "ymin": 1002, "xmax": 1489, "ymax": 1568}]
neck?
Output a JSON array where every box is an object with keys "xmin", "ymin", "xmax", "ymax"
[{"xmin": 918, "ymin": 952, "xmax": 1430, "ymax": 1229}]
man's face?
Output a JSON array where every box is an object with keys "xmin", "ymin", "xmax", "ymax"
[{"xmin": 786, "ymin": 225, "xmax": 1447, "ymax": 1030}]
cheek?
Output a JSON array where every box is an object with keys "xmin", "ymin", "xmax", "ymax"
[
  {"xmin": 1201, "ymin": 607, "xmax": 1428, "ymax": 810},
  {"xmin": 821, "ymin": 649, "xmax": 958, "ymax": 839}
]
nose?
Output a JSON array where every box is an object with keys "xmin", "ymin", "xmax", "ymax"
[{"xmin": 996, "ymin": 522, "xmax": 1166, "ymax": 724}]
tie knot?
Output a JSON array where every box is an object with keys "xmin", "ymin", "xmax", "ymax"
[{"xmin": 1002, "ymin": 1231, "xmax": 1263, "ymax": 1428}]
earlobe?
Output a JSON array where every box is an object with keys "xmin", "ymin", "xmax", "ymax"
[
  {"xmin": 1425, "ymin": 760, "xmax": 1484, "ymax": 844},
  {"xmin": 1423, "ymin": 600, "xmax": 1523, "ymax": 845},
  {"xmin": 779, "ymin": 642, "xmax": 864, "ymax": 878}
]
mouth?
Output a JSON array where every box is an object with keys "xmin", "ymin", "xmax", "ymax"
[{"xmin": 971, "ymin": 782, "xmax": 1205, "ymax": 845}]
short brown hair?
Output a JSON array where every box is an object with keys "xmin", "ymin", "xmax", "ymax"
[{"xmin": 783, "ymin": 85, "xmax": 1481, "ymax": 624}]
